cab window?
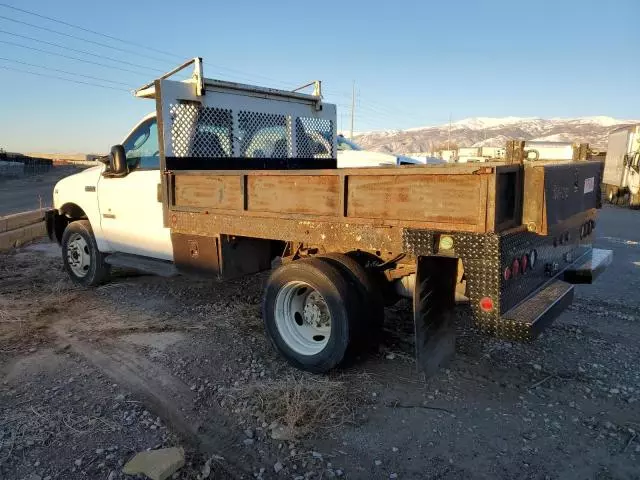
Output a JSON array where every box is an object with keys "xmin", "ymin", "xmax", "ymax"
[
  {"xmin": 337, "ymin": 135, "xmax": 361, "ymax": 151},
  {"xmin": 123, "ymin": 119, "xmax": 160, "ymax": 169}
]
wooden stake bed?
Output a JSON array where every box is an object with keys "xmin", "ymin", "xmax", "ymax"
[{"xmin": 166, "ymin": 164, "xmax": 520, "ymax": 242}]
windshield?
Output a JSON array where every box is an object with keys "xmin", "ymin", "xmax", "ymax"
[{"xmin": 337, "ymin": 136, "xmax": 362, "ymax": 151}]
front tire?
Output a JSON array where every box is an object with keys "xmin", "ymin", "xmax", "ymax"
[
  {"xmin": 61, "ymin": 220, "xmax": 110, "ymax": 286},
  {"xmin": 262, "ymin": 258, "xmax": 358, "ymax": 373}
]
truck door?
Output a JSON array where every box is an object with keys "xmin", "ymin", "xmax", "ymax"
[{"xmin": 97, "ymin": 117, "xmax": 173, "ymax": 260}]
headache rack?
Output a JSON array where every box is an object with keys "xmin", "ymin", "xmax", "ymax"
[{"xmin": 135, "ymin": 57, "xmax": 337, "ymax": 171}]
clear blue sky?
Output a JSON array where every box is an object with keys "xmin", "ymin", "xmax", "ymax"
[{"xmin": 0, "ymin": 0, "xmax": 638, "ymax": 153}]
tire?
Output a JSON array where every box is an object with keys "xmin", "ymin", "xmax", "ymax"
[
  {"xmin": 346, "ymin": 250, "xmax": 401, "ymax": 306},
  {"xmin": 316, "ymin": 253, "xmax": 385, "ymax": 346},
  {"xmin": 262, "ymin": 258, "xmax": 359, "ymax": 373},
  {"xmin": 61, "ymin": 220, "xmax": 111, "ymax": 286}
]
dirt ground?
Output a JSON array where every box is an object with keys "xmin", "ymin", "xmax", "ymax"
[{"xmin": 1, "ymin": 205, "xmax": 639, "ymax": 480}]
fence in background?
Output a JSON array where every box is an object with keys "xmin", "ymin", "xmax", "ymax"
[{"xmin": 0, "ymin": 155, "xmax": 54, "ymax": 178}]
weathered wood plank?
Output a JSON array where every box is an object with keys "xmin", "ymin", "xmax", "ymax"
[
  {"xmin": 247, "ymin": 175, "xmax": 339, "ymax": 215},
  {"xmin": 0, "ymin": 222, "xmax": 46, "ymax": 251},
  {"xmin": 174, "ymin": 175, "xmax": 242, "ymax": 210},
  {"xmin": 0, "ymin": 210, "xmax": 46, "ymax": 233},
  {"xmin": 346, "ymin": 174, "xmax": 483, "ymax": 225}
]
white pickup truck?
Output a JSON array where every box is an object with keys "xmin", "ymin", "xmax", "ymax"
[{"xmin": 46, "ymin": 58, "xmax": 611, "ymax": 375}]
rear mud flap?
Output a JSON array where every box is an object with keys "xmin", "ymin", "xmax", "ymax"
[{"xmin": 413, "ymin": 257, "xmax": 458, "ymax": 376}]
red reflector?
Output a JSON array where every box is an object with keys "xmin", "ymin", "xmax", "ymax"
[
  {"xmin": 521, "ymin": 254, "xmax": 529, "ymax": 272},
  {"xmin": 479, "ymin": 297, "xmax": 494, "ymax": 312},
  {"xmin": 503, "ymin": 266, "xmax": 512, "ymax": 281},
  {"xmin": 512, "ymin": 258, "xmax": 521, "ymax": 276}
]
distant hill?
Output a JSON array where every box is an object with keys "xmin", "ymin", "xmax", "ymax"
[{"xmin": 352, "ymin": 116, "xmax": 640, "ymax": 153}]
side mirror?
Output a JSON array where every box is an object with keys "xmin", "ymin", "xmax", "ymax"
[{"xmin": 109, "ymin": 145, "xmax": 127, "ymax": 175}]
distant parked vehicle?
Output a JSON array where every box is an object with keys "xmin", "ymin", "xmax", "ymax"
[
  {"xmin": 602, "ymin": 125, "xmax": 640, "ymax": 207},
  {"xmin": 336, "ymin": 135, "xmax": 444, "ymax": 167}
]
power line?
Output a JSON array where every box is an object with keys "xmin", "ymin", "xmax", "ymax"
[
  {"xmin": 0, "ymin": 14, "xmax": 171, "ymax": 63},
  {"xmin": 0, "ymin": 56, "xmax": 133, "ymax": 87},
  {"xmin": 0, "ymin": 2, "xmax": 181, "ymax": 60},
  {"xmin": 0, "ymin": 39, "xmax": 155, "ymax": 77},
  {"xmin": 0, "ymin": 5, "xmax": 296, "ymax": 88},
  {"xmin": 0, "ymin": 29, "xmax": 163, "ymax": 72},
  {"xmin": 0, "ymin": 3, "xmax": 316, "ymax": 92},
  {"xmin": 0, "ymin": 64, "xmax": 128, "ymax": 91}
]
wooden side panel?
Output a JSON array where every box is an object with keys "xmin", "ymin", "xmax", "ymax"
[
  {"xmin": 347, "ymin": 174, "xmax": 484, "ymax": 225},
  {"xmin": 174, "ymin": 175, "xmax": 242, "ymax": 210},
  {"xmin": 247, "ymin": 175, "xmax": 339, "ymax": 215}
]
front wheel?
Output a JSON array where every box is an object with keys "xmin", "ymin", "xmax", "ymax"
[
  {"xmin": 61, "ymin": 220, "xmax": 110, "ymax": 286},
  {"xmin": 262, "ymin": 258, "xmax": 358, "ymax": 373}
]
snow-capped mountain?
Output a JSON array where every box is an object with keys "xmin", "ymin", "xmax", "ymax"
[{"xmin": 353, "ymin": 116, "xmax": 639, "ymax": 153}]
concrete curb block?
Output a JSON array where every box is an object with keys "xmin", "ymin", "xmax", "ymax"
[{"xmin": 0, "ymin": 209, "xmax": 47, "ymax": 252}]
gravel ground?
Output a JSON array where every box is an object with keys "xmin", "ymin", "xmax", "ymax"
[{"xmin": 1, "ymin": 205, "xmax": 639, "ymax": 480}]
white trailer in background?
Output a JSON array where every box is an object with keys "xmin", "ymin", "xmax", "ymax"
[
  {"xmin": 523, "ymin": 141, "xmax": 575, "ymax": 161},
  {"xmin": 602, "ymin": 124, "xmax": 640, "ymax": 207}
]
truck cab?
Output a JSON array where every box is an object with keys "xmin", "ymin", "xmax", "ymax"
[{"xmin": 50, "ymin": 112, "xmax": 173, "ymax": 264}]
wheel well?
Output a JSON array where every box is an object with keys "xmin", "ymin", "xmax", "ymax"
[
  {"xmin": 51, "ymin": 203, "xmax": 88, "ymax": 244},
  {"xmin": 59, "ymin": 203, "xmax": 87, "ymax": 220}
]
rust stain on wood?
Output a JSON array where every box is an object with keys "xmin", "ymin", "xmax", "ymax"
[
  {"xmin": 174, "ymin": 175, "xmax": 242, "ymax": 210},
  {"xmin": 247, "ymin": 175, "xmax": 339, "ymax": 215},
  {"xmin": 347, "ymin": 174, "xmax": 482, "ymax": 225}
]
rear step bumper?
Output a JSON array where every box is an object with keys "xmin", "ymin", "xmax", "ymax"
[
  {"xmin": 501, "ymin": 248, "xmax": 612, "ymax": 340},
  {"xmin": 502, "ymin": 280, "xmax": 574, "ymax": 340},
  {"xmin": 563, "ymin": 248, "xmax": 613, "ymax": 284}
]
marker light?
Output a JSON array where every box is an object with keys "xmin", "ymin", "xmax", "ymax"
[
  {"xmin": 439, "ymin": 235, "xmax": 454, "ymax": 251},
  {"xmin": 479, "ymin": 297, "xmax": 495, "ymax": 312}
]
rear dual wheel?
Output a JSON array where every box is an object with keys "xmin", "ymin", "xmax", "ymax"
[{"xmin": 262, "ymin": 255, "xmax": 384, "ymax": 373}]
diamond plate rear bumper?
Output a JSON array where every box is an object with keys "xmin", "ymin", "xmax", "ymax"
[{"xmin": 502, "ymin": 280, "xmax": 575, "ymax": 341}]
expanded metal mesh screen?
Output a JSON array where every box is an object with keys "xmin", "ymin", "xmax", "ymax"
[
  {"xmin": 169, "ymin": 103, "xmax": 233, "ymax": 157},
  {"xmin": 295, "ymin": 117, "xmax": 334, "ymax": 158},
  {"xmin": 168, "ymin": 104, "xmax": 334, "ymax": 160},
  {"xmin": 238, "ymin": 112, "xmax": 288, "ymax": 158}
]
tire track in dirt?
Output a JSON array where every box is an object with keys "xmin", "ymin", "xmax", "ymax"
[{"xmin": 49, "ymin": 304, "xmax": 259, "ymax": 478}]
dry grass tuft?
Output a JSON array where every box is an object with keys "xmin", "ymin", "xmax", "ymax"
[{"xmin": 238, "ymin": 374, "xmax": 360, "ymax": 439}]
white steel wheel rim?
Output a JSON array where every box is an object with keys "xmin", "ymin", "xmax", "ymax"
[
  {"xmin": 67, "ymin": 233, "xmax": 91, "ymax": 277},
  {"xmin": 274, "ymin": 281, "xmax": 331, "ymax": 356}
]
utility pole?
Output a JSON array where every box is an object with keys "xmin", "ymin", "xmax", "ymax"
[{"xmin": 350, "ymin": 81, "xmax": 355, "ymax": 140}]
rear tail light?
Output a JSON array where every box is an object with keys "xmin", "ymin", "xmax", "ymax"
[
  {"xmin": 504, "ymin": 266, "xmax": 512, "ymax": 281},
  {"xmin": 504, "ymin": 250, "xmax": 538, "ymax": 282},
  {"xmin": 479, "ymin": 297, "xmax": 494, "ymax": 312},
  {"xmin": 512, "ymin": 258, "xmax": 521, "ymax": 276}
]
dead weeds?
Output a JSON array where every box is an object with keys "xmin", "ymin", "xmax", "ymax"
[{"xmin": 236, "ymin": 374, "xmax": 363, "ymax": 439}]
